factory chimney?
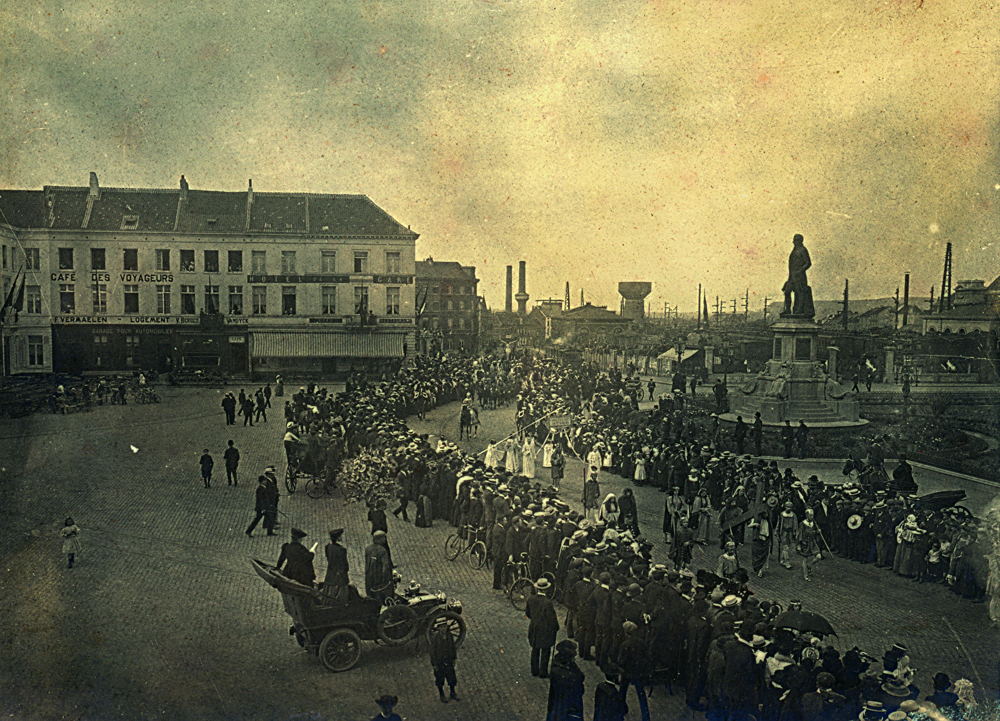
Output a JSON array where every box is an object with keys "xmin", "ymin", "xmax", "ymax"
[
  {"xmin": 505, "ymin": 265, "xmax": 513, "ymax": 313},
  {"xmin": 515, "ymin": 260, "xmax": 529, "ymax": 314}
]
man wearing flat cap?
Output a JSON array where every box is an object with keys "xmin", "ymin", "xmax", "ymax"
[
  {"xmin": 322, "ymin": 528, "xmax": 349, "ymax": 601},
  {"xmin": 277, "ymin": 528, "xmax": 315, "ymax": 586}
]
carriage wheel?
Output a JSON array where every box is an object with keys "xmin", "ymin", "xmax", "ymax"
[
  {"xmin": 284, "ymin": 465, "xmax": 298, "ymax": 494},
  {"xmin": 426, "ymin": 609, "xmax": 467, "ymax": 649},
  {"xmin": 306, "ymin": 478, "xmax": 325, "ymax": 499},
  {"xmin": 318, "ymin": 628, "xmax": 362, "ymax": 672},
  {"xmin": 468, "ymin": 541, "xmax": 488, "ymax": 570},
  {"xmin": 444, "ymin": 534, "xmax": 464, "ymax": 561},
  {"xmin": 508, "ymin": 578, "xmax": 534, "ymax": 612},
  {"xmin": 376, "ymin": 604, "xmax": 418, "ymax": 646}
]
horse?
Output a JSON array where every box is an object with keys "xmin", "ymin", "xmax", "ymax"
[{"xmin": 459, "ymin": 404, "xmax": 477, "ymax": 440}]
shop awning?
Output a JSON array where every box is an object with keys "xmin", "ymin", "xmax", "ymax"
[{"xmin": 250, "ymin": 331, "xmax": 405, "ymax": 358}]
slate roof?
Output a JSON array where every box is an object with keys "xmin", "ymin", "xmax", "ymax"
[
  {"xmin": 0, "ymin": 182, "xmax": 416, "ymax": 238},
  {"xmin": 415, "ymin": 260, "xmax": 477, "ymax": 281}
]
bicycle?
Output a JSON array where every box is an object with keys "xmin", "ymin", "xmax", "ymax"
[
  {"xmin": 443, "ymin": 525, "xmax": 488, "ymax": 569},
  {"xmin": 504, "ymin": 554, "xmax": 557, "ymax": 611},
  {"xmin": 305, "ymin": 474, "xmax": 337, "ymax": 499}
]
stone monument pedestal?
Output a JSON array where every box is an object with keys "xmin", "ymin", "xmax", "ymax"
[{"xmin": 724, "ymin": 316, "xmax": 866, "ymax": 427}]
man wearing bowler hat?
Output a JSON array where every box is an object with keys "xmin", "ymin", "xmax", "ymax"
[
  {"xmin": 277, "ymin": 528, "xmax": 315, "ymax": 586},
  {"xmin": 526, "ymin": 577, "xmax": 560, "ymax": 678}
]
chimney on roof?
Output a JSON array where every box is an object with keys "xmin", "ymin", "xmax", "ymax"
[
  {"xmin": 88, "ymin": 172, "xmax": 100, "ymax": 200},
  {"xmin": 179, "ymin": 175, "xmax": 189, "ymax": 200},
  {"xmin": 505, "ymin": 265, "xmax": 513, "ymax": 313}
]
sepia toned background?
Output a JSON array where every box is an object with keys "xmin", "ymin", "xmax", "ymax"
[{"xmin": 1, "ymin": 0, "xmax": 998, "ymax": 310}]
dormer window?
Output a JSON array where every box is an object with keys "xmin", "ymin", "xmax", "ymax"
[
  {"xmin": 206, "ymin": 218, "xmax": 217, "ymax": 227},
  {"xmin": 263, "ymin": 222, "xmax": 272, "ymax": 230},
  {"xmin": 121, "ymin": 215, "xmax": 139, "ymax": 230}
]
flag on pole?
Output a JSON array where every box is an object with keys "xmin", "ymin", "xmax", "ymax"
[{"xmin": 0, "ymin": 267, "xmax": 23, "ymax": 324}]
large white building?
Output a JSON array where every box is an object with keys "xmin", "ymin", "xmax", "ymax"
[{"xmin": 0, "ymin": 174, "xmax": 418, "ymax": 377}]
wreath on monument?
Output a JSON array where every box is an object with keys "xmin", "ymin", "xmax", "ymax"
[{"xmin": 739, "ymin": 379, "xmax": 759, "ymax": 395}]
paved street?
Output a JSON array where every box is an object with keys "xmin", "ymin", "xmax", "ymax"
[{"xmin": 1, "ymin": 387, "xmax": 996, "ymax": 721}]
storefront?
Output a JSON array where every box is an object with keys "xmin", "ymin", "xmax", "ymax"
[
  {"xmin": 51, "ymin": 314, "xmax": 249, "ymax": 374},
  {"xmin": 249, "ymin": 328, "xmax": 410, "ymax": 378}
]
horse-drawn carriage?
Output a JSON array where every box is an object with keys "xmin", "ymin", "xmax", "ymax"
[
  {"xmin": 284, "ymin": 435, "xmax": 341, "ymax": 496},
  {"xmin": 251, "ymin": 559, "xmax": 466, "ymax": 672}
]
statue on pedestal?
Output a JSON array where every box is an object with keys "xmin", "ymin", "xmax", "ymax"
[{"xmin": 781, "ymin": 234, "xmax": 815, "ymax": 318}]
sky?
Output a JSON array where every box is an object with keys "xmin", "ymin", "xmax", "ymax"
[{"xmin": 1, "ymin": 0, "xmax": 998, "ymax": 312}]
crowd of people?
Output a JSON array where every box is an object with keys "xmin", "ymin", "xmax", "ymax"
[{"xmin": 272, "ymin": 351, "xmax": 993, "ymax": 721}]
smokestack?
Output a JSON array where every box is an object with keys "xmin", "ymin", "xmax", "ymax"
[
  {"xmin": 179, "ymin": 174, "xmax": 189, "ymax": 200},
  {"xmin": 565, "ymin": 282, "xmax": 570, "ymax": 311},
  {"xmin": 505, "ymin": 265, "xmax": 513, "ymax": 313},
  {"xmin": 515, "ymin": 260, "xmax": 529, "ymax": 314},
  {"xmin": 902, "ymin": 272, "xmax": 910, "ymax": 327},
  {"xmin": 88, "ymin": 172, "xmax": 100, "ymax": 200}
]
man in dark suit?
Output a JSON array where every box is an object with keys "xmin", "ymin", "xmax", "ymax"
[
  {"xmin": 322, "ymin": 528, "xmax": 349, "ymax": 600},
  {"xmin": 221, "ymin": 393, "xmax": 236, "ymax": 425},
  {"xmin": 246, "ymin": 476, "xmax": 278, "ymax": 536},
  {"xmin": 223, "ymin": 440, "xmax": 240, "ymax": 486},
  {"xmin": 752, "ymin": 412, "xmax": 764, "ymax": 456},
  {"xmin": 277, "ymin": 528, "xmax": 315, "ymax": 586},
  {"xmin": 429, "ymin": 622, "xmax": 460, "ymax": 703},
  {"xmin": 526, "ymin": 578, "xmax": 560, "ymax": 678}
]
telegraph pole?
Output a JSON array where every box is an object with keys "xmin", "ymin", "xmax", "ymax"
[{"xmin": 743, "ymin": 288, "xmax": 749, "ymax": 319}]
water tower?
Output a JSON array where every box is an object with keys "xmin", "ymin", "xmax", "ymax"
[{"xmin": 618, "ymin": 282, "xmax": 652, "ymax": 320}]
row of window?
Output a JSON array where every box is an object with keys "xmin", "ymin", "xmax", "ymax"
[
  {"xmin": 427, "ymin": 299, "xmax": 475, "ymax": 311},
  {"xmin": 23, "ymin": 247, "xmax": 403, "ymax": 275},
  {"xmin": 419, "ymin": 317, "xmax": 472, "ymax": 330},
  {"xmin": 423, "ymin": 283, "xmax": 476, "ymax": 296},
  {"xmin": 45, "ymin": 284, "xmax": 401, "ymax": 317}
]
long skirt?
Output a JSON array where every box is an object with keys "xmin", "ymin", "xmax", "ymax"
[
  {"xmin": 542, "ymin": 443, "xmax": 554, "ymax": 468},
  {"xmin": 752, "ymin": 538, "xmax": 770, "ymax": 573}
]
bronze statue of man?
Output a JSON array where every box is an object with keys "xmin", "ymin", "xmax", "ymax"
[{"xmin": 781, "ymin": 233, "xmax": 814, "ymax": 317}]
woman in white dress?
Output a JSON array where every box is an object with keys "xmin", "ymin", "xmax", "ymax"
[
  {"xmin": 484, "ymin": 440, "xmax": 500, "ymax": 469},
  {"xmin": 521, "ymin": 435, "xmax": 537, "ymax": 479},
  {"xmin": 541, "ymin": 433, "xmax": 554, "ymax": 468},
  {"xmin": 504, "ymin": 436, "xmax": 521, "ymax": 474}
]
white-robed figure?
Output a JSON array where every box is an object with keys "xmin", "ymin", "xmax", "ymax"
[
  {"xmin": 504, "ymin": 436, "xmax": 521, "ymax": 474},
  {"xmin": 541, "ymin": 434, "xmax": 554, "ymax": 468},
  {"xmin": 586, "ymin": 444, "xmax": 603, "ymax": 480},
  {"xmin": 485, "ymin": 440, "xmax": 502, "ymax": 469},
  {"xmin": 521, "ymin": 435, "xmax": 537, "ymax": 479},
  {"xmin": 598, "ymin": 492, "xmax": 620, "ymax": 528}
]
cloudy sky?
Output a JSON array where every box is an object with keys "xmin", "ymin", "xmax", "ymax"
[{"xmin": 1, "ymin": 0, "xmax": 998, "ymax": 311}]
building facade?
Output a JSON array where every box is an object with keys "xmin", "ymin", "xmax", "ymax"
[
  {"xmin": 415, "ymin": 258, "xmax": 480, "ymax": 353},
  {"xmin": 0, "ymin": 175, "xmax": 418, "ymax": 377}
]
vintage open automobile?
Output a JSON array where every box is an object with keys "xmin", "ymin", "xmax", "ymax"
[{"xmin": 251, "ymin": 559, "xmax": 466, "ymax": 672}]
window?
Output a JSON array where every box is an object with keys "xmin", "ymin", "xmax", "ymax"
[
  {"xmin": 252, "ymin": 286, "xmax": 267, "ymax": 315},
  {"xmin": 180, "ymin": 284, "xmax": 196, "ymax": 314},
  {"xmin": 93, "ymin": 334, "xmax": 108, "ymax": 367},
  {"xmin": 58, "ymin": 248, "xmax": 74, "ymax": 270},
  {"xmin": 447, "ymin": 317, "xmax": 454, "ymax": 329},
  {"xmin": 322, "ymin": 286, "xmax": 337, "ymax": 315},
  {"xmin": 25, "ymin": 285, "xmax": 41, "ymax": 314},
  {"xmin": 59, "ymin": 284, "xmax": 75, "ymax": 313},
  {"xmin": 281, "ymin": 286, "xmax": 296, "ymax": 315},
  {"xmin": 353, "ymin": 251, "xmax": 368, "ymax": 273},
  {"xmin": 204, "ymin": 285, "xmax": 220, "ymax": 314},
  {"xmin": 123, "ymin": 248, "xmax": 138, "ymax": 271},
  {"xmin": 457, "ymin": 317, "xmax": 465, "ymax": 330},
  {"xmin": 386, "ymin": 287, "xmax": 400, "ymax": 316},
  {"xmin": 92, "ymin": 283, "xmax": 108, "ymax": 314},
  {"xmin": 385, "ymin": 251, "xmax": 401, "ymax": 273},
  {"xmin": 156, "ymin": 285, "xmax": 171, "ymax": 314},
  {"xmin": 321, "ymin": 250, "xmax": 337, "ymax": 273},
  {"xmin": 251, "ymin": 250, "xmax": 266, "ymax": 274},
  {"xmin": 446, "ymin": 300, "xmax": 453, "ymax": 311},
  {"xmin": 228, "ymin": 286, "xmax": 243, "ymax": 315},
  {"xmin": 125, "ymin": 335, "xmax": 139, "ymax": 367},
  {"xmin": 354, "ymin": 286, "xmax": 369, "ymax": 314},
  {"xmin": 155, "ymin": 249, "xmax": 170, "ymax": 271},
  {"xmin": 123, "ymin": 285, "xmax": 139, "ymax": 314},
  {"xmin": 121, "ymin": 214, "xmax": 139, "ymax": 230},
  {"xmin": 180, "ymin": 250, "xmax": 195, "ymax": 272},
  {"xmin": 24, "ymin": 248, "xmax": 40, "ymax": 270},
  {"xmin": 204, "ymin": 250, "xmax": 219, "ymax": 273},
  {"xmin": 90, "ymin": 248, "xmax": 106, "ymax": 270},
  {"xmin": 281, "ymin": 251, "xmax": 296, "ymax": 274},
  {"xmin": 27, "ymin": 336, "xmax": 44, "ymax": 366},
  {"xmin": 227, "ymin": 250, "xmax": 243, "ymax": 273}
]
